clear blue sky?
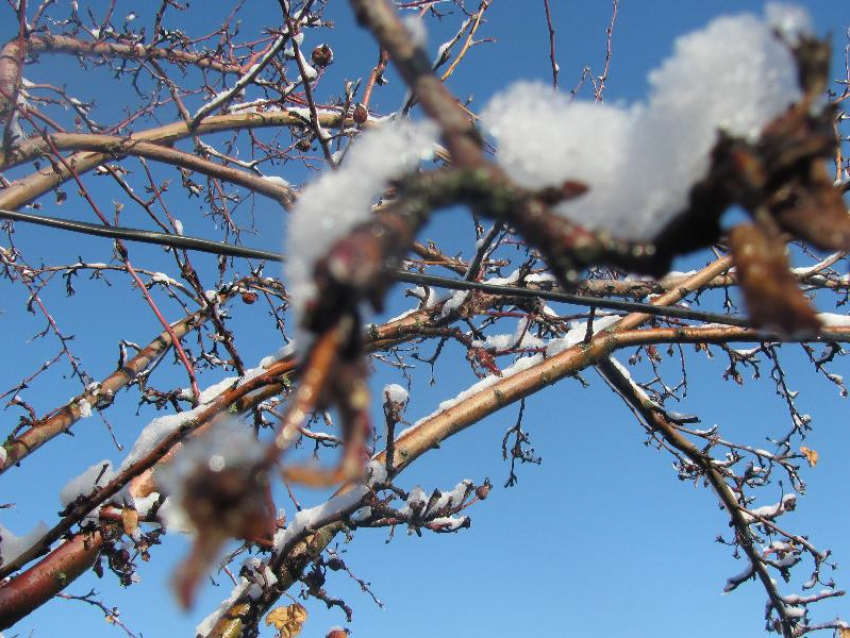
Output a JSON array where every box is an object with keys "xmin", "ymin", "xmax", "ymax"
[{"xmin": 1, "ymin": 2, "xmax": 848, "ymax": 637}]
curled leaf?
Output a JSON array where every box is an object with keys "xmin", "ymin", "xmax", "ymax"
[{"xmin": 729, "ymin": 223, "xmax": 821, "ymax": 336}]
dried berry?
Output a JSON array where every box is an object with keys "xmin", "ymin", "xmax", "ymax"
[
  {"xmin": 241, "ymin": 291, "xmax": 258, "ymax": 304},
  {"xmin": 326, "ymin": 557, "xmax": 345, "ymax": 571},
  {"xmin": 311, "ymin": 44, "xmax": 334, "ymax": 68},
  {"xmin": 352, "ymin": 103, "xmax": 368, "ymax": 124}
]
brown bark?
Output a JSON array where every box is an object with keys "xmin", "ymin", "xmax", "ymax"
[{"xmin": 0, "ymin": 531, "xmax": 103, "ymax": 630}]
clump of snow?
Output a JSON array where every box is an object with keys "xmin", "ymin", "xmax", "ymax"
[
  {"xmin": 383, "ymin": 384, "xmax": 409, "ymax": 405},
  {"xmin": 765, "ymin": 2, "xmax": 813, "ymax": 44},
  {"xmin": 60, "ymin": 460, "xmax": 115, "ymax": 508},
  {"xmin": 242, "ymin": 557, "xmax": 279, "ymax": 600},
  {"xmin": 546, "ymin": 315, "xmax": 621, "ymax": 357},
  {"xmin": 258, "ymin": 342, "xmax": 297, "ymax": 368},
  {"xmin": 482, "ymin": 5, "xmax": 806, "ymax": 240},
  {"xmin": 366, "ymin": 459, "xmax": 388, "ymax": 485},
  {"xmin": 132, "ymin": 493, "xmax": 162, "ymax": 519},
  {"xmin": 818, "ymin": 313, "xmax": 850, "ymax": 328},
  {"xmin": 0, "ymin": 446, "xmax": 8, "ymax": 465},
  {"xmin": 261, "ymin": 175, "xmax": 291, "ymax": 188},
  {"xmin": 743, "ymin": 493, "xmax": 797, "ymax": 523},
  {"xmin": 273, "ymin": 486, "xmax": 369, "ymax": 552},
  {"xmin": 156, "ymin": 497, "xmax": 193, "ymax": 534},
  {"xmin": 285, "ymin": 120, "xmax": 438, "ymax": 349},
  {"xmin": 77, "ymin": 399, "xmax": 93, "ymax": 418},
  {"xmin": 473, "ymin": 317, "xmax": 545, "ymax": 351},
  {"xmin": 428, "ymin": 515, "xmax": 469, "ymax": 531},
  {"xmin": 119, "ymin": 410, "xmax": 199, "ymax": 472},
  {"xmin": 120, "ymin": 365, "xmax": 273, "ymax": 474},
  {"xmin": 410, "ymin": 285, "xmax": 449, "ymax": 309},
  {"xmin": 395, "ymin": 480, "xmax": 473, "ymax": 531},
  {"xmin": 151, "ymin": 272, "xmax": 179, "ymax": 287},
  {"xmin": 440, "ymin": 290, "xmax": 470, "ymax": 317},
  {"xmin": 0, "ymin": 520, "xmax": 49, "ymax": 567},
  {"xmin": 196, "ymin": 580, "xmax": 250, "ymax": 637}
]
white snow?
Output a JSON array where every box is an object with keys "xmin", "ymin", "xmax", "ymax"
[
  {"xmin": 743, "ymin": 493, "xmax": 797, "ymax": 523},
  {"xmin": 0, "ymin": 520, "xmax": 49, "ymax": 567},
  {"xmin": 260, "ymin": 175, "xmax": 291, "ymax": 188},
  {"xmin": 195, "ymin": 580, "xmax": 250, "ymax": 637},
  {"xmin": 151, "ymin": 272, "xmax": 179, "ymax": 287},
  {"xmin": 604, "ymin": 355, "xmax": 660, "ymax": 408},
  {"xmin": 383, "ymin": 384, "xmax": 409, "ymax": 405},
  {"xmin": 366, "ymin": 459, "xmax": 388, "ymax": 485},
  {"xmin": 428, "ymin": 515, "xmax": 469, "ymax": 531},
  {"xmin": 242, "ymin": 557, "xmax": 278, "ymax": 600},
  {"xmin": 440, "ymin": 290, "xmax": 470, "ymax": 317},
  {"xmin": 60, "ymin": 460, "xmax": 115, "ymax": 508},
  {"xmin": 132, "ymin": 493, "xmax": 162, "ymax": 518},
  {"xmin": 818, "ymin": 313, "xmax": 850, "ymax": 328},
  {"xmin": 156, "ymin": 497, "xmax": 193, "ymax": 533},
  {"xmin": 285, "ymin": 120, "xmax": 438, "ymax": 349},
  {"xmin": 77, "ymin": 399, "xmax": 93, "ymax": 418},
  {"xmin": 400, "ymin": 353, "xmax": 545, "ymax": 437},
  {"xmin": 474, "ymin": 317, "xmax": 545, "ymax": 351},
  {"xmin": 482, "ymin": 5, "xmax": 806, "ymax": 240},
  {"xmin": 546, "ymin": 315, "xmax": 621, "ymax": 357},
  {"xmin": 119, "ymin": 364, "xmax": 267, "ymax": 473},
  {"xmin": 525, "ymin": 272, "xmax": 557, "ymax": 285},
  {"xmin": 411, "ymin": 285, "xmax": 449, "ymax": 308},
  {"xmin": 273, "ymin": 486, "xmax": 369, "ymax": 552},
  {"xmin": 120, "ymin": 411, "xmax": 201, "ymax": 472},
  {"xmin": 193, "ymin": 33, "xmax": 288, "ymax": 122},
  {"xmin": 432, "ymin": 480, "xmax": 472, "ymax": 510},
  {"xmin": 764, "ymin": 2, "xmax": 813, "ymax": 44}
]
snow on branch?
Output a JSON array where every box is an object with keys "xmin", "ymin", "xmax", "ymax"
[
  {"xmin": 482, "ymin": 4, "xmax": 809, "ymax": 240},
  {"xmin": 285, "ymin": 121, "xmax": 438, "ymax": 347}
]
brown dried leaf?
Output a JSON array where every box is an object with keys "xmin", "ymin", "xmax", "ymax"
[
  {"xmin": 729, "ymin": 223, "xmax": 821, "ymax": 336},
  {"xmin": 266, "ymin": 604, "xmax": 308, "ymax": 638},
  {"xmin": 800, "ymin": 446, "xmax": 819, "ymax": 468},
  {"xmin": 772, "ymin": 162, "xmax": 850, "ymax": 252},
  {"xmin": 839, "ymin": 627, "xmax": 850, "ymax": 638},
  {"xmin": 121, "ymin": 507, "xmax": 139, "ymax": 537}
]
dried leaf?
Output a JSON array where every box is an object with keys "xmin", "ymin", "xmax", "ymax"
[
  {"xmin": 839, "ymin": 627, "xmax": 850, "ymax": 638},
  {"xmin": 171, "ymin": 462, "xmax": 276, "ymax": 608},
  {"xmin": 729, "ymin": 223, "xmax": 821, "ymax": 336},
  {"xmin": 800, "ymin": 446, "xmax": 819, "ymax": 468},
  {"xmin": 121, "ymin": 507, "xmax": 139, "ymax": 538},
  {"xmin": 266, "ymin": 604, "xmax": 308, "ymax": 638},
  {"xmin": 772, "ymin": 162, "xmax": 850, "ymax": 251}
]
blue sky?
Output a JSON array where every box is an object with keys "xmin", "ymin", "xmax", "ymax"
[{"xmin": 1, "ymin": 1, "xmax": 849, "ymax": 637}]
